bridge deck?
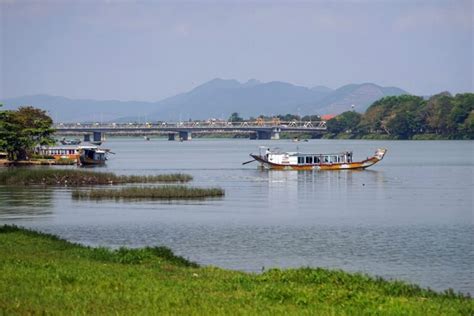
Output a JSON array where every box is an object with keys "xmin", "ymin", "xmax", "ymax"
[{"xmin": 55, "ymin": 121, "xmax": 327, "ymax": 133}]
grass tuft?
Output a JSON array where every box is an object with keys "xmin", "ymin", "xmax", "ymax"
[
  {"xmin": 87, "ymin": 246, "xmax": 198, "ymax": 267},
  {"xmin": 0, "ymin": 168, "xmax": 192, "ymax": 186},
  {"xmin": 71, "ymin": 185, "xmax": 224, "ymax": 200}
]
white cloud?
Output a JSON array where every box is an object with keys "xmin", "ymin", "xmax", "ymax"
[{"xmin": 393, "ymin": 4, "xmax": 472, "ymax": 32}]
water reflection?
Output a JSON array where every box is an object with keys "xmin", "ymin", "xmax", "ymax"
[
  {"xmin": 0, "ymin": 186, "xmax": 54, "ymax": 219},
  {"xmin": 264, "ymin": 169, "xmax": 386, "ymax": 202}
]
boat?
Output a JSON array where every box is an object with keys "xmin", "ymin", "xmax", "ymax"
[
  {"xmin": 248, "ymin": 147, "xmax": 387, "ymax": 170},
  {"xmin": 60, "ymin": 137, "xmax": 81, "ymax": 145},
  {"xmin": 292, "ymin": 137, "xmax": 309, "ymax": 142},
  {"xmin": 36, "ymin": 145, "xmax": 81, "ymax": 162},
  {"xmin": 78, "ymin": 146, "xmax": 108, "ymax": 165}
]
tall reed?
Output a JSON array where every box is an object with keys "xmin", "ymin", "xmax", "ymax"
[
  {"xmin": 0, "ymin": 168, "xmax": 192, "ymax": 186},
  {"xmin": 72, "ymin": 185, "xmax": 224, "ymax": 200}
]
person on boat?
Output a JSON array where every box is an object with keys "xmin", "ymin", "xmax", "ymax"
[{"xmin": 265, "ymin": 148, "xmax": 271, "ymax": 160}]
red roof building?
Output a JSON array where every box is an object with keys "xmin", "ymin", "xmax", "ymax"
[{"xmin": 321, "ymin": 114, "xmax": 337, "ymax": 121}]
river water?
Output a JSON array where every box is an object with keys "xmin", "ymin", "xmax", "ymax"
[{"xmin": 0, "ymin": 138, "xmax": 473, "ymax": 294}]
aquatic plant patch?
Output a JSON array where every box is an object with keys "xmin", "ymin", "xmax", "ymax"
[
  {"xmin": 71, "ymin": 185, "xmax": 225, "ymax": 200},
  {"xmin": 0, "ymin": 168, "xmax": 192, "ymax": 185}
]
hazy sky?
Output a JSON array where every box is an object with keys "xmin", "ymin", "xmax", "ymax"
[{"xmin": 1, "ymin": 0, "xmax": 472, "ymax": 101}]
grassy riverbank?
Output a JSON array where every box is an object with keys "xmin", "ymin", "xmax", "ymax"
[
  {"xmin": 0, "ymin": 168, "xmax": 192, "ymax": 186},
  {"xmin": 72, "ymin": 185, "xmax": 224, "ymax": 200},
  {"xmin": 0, "ymin": 226, "xmax": 471, "ymax": 315}
]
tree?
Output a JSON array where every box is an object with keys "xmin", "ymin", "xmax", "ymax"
[
  {"xmin": 385, "ymin": 111, "xmax": 420, "ymax": 139},
  {"xmin": 326, "ymin": 111, "xmax": 362, "ymax": 134},
  {"xmin": 449, "ymin": 93, "xmax": 474, "ymax": 135},
  {"xmin": 359, "ymin": 95, "xmax": 425, "ymax": 136},
  {"xmin": 277, "ymin": 113, "xmax": 300, "ymax": 121},
  {"xmin": 425, "ymin": 93, "xmax": 452, "ymax": 134},
  {"xmin": 228, "ymin": 112, "xmax": 244, "ymax": 122},
  {"xmin": 0, "ymin": 104, "xmax": 6, "ymax": 150},
  {"xmin": 301, "ymin": 114, "xmax": 321, "ymax": 121},
  {"xmin": 326, "ymin": 118, "xmax": 345, "ymax": 134},
  {"xmin": 459, "ymin": 110, "xmax": 474, "ymax": 139},
  {"xmin": 0, "ymin": 106, "xmax": 55, "ymax": 161}
]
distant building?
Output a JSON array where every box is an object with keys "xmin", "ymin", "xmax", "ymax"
[{"xmin": 321, "ymin": 114, "xmax": 337, "ymax": 121}]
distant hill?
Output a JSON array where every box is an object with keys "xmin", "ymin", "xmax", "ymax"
[
  {"xmin": 1, "ymin": 79, "xmax": 408, "ymax": 122},
  {"xmin": 305, "ymin": 83, "xmax": 408, "ymax": 114},
  {"xmin": 148, "ymin": 79, "xmax": 407, "ymax": 120},
  {"xmin": 0, "ymin": 94, "xmax": 158, "ymax": 123},
  {"xmin": 149, "ymin": 79, "xmax": 333, "ymax": 121}
]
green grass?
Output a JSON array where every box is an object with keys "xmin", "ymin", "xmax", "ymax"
[
  {"xmin": 0, "ymin": 225, "xmax": 472, "ymax": 315},
  {"xmin": 0, "ymin": 168, "xmax": 192, "ymax": 186},
  {"xmin": 72, "ymin": 185, "xmax": 225, "ymax": 200}
]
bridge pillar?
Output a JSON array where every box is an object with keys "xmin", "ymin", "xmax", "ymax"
[
  {"xmin": 168, "ymin": 133, "xmax": 176, "ymax": 141},
  {"xmin": 93, "ymin": 131, "xmax": 102, "ymax": 143},
  {"xmin": 256, "ymin": 130, "xmax": 271, "ymax": 140},
  {"xmin": 179, "ymin": 131, "xmax": 192, "ymax": 141},
  {"xmin": 249, "ymin": 132, "xmax": 257, "ymax": 140},
  {"xmin": 84, "ymin": 134, "xmax": 91, "ymax": 142},
  {"xmin": 271, "ymin": 128, "xmax": 281, "ymax": 140}
]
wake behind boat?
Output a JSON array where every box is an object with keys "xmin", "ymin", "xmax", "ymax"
[{"xmin": 248, "ymin": 147, "xmax": 387, "ymax": 170}]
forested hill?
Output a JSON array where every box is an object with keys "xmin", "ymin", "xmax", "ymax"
[{"xmin": 325, "ymin": 92, "xmax": 474, "ymax": 140}]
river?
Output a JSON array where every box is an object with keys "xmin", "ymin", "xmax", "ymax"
[{"xmin": 0, "ymin": 138, "xmax": 473, "ymax": 294}]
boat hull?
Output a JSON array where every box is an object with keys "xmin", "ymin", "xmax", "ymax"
[
  {"xmin": 78, "ymin": 148, "xmax": 108, "ymax": 166},
  {"xmin": 79, "ymin": 156, "xmax": 106, "ymax": 165}
]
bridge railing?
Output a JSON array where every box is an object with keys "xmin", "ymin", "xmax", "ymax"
[{"xmin": 55, "ymin": 120, "xmax": 327, "ymax": 129}]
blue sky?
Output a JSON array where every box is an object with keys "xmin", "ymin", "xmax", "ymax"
[{"xmin": 1, "ymin": 0, "xmax": 472, "ymax": 101}]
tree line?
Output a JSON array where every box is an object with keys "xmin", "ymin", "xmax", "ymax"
[
  {"xmin": 228, "ymin": 112, "xmax": 321, "ymax": 123},
  {"xmin": 326, "ymin": 93, "xmax": 473, "ymax": 139},
  {"xmin": 230, "ymin": 92, "xmax": 473, "ymax": 140}
]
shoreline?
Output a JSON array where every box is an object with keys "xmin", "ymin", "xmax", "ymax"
[
  {"xmin": 0, "ymin": 159, "xmax": 60, "ymax": 166},
  {"xmin": 0, "ymin": 225, "xmax": 472, "ymax": 314}
]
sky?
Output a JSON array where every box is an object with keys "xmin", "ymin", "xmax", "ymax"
[{"xmin": 0, "ymin": 0, "xmax": 472, "ymax": 101}]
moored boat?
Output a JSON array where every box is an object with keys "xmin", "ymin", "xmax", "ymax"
[
  {"xmin": 78, "ymin": 146, "xmax": 109, "ymax": 165},
  {"xmin": 249, "ymin": 147, "xmax": 387, "ymax": 170},
  {"xmin": 36, "ymin": 145, "xmax": 81, "ymax": 162},
  {"xmin": 60, "ymin": 137, "xmax": 81, "ymax": 145}
]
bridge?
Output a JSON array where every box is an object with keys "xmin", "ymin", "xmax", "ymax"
[{"xmin": 55, "ymin": 119, "xmax": 327, "ymax": 141}]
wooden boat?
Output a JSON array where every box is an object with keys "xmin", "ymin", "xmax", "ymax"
[
  {"xmin": 78, "ymin": 146, "xmax": 108, "ymax": 165},
  {"xmin": 249, "ymin": 147, "xmax": 387, "ymax": 170}
]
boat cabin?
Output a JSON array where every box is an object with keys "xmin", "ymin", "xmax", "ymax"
[
  {"xmin": 261, "ymin": 147, "xmax": 352, "ymax": 165},
  {"xmin": 81, "ymin": 148, "xmax": 106, "ymax": 162},
  {"xmin": 36, "ymin": 146, "xmax": 80, "ymax": 160},
  {"xmin": 295, "ymin": 152, "xmax": 352, "ymax": 165}
]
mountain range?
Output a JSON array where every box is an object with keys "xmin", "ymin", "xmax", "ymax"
[{"xmin": 0, "ymin": 79, "xmax": 408, "ymax": 122}]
